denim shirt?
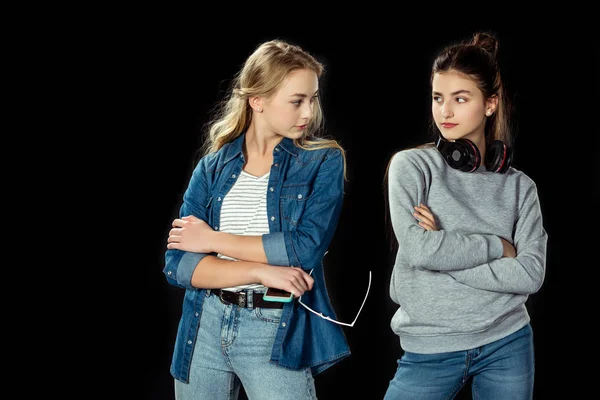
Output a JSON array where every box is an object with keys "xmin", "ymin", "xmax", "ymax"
[{"xmin": 163, "ymin": 133, "xmax": 350, "ymax": 383}]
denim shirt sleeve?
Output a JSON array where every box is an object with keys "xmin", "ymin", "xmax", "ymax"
[
  {"xmin": 262, "ymin": 233, "xmax": 289, "ymax": 265},
  {"xmin": 163, "ymin": 156, "xmax": 213, "ymax": 289},
  {"xmin": 263, "ymin": 148, "xmax": 344, "ymax": 270}
]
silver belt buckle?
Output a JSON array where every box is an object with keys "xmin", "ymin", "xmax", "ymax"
[
  {"xmin": 238, "ymin": 292, "xmax": 246, "ymax": 307},
  {"xmin": 218, "ymin": 290, "xmax": 246, "ymax": 307}
]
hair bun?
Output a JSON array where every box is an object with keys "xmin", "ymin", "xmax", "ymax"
[{"xmin": 472, "ymin": 32, "xmax": 499, "ymax": 58}]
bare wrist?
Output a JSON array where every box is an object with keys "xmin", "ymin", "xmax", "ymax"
[
  {"xmin": 210, "ymin": 231, "xmax": 225, "ymax": 253},
  {"xmin": 249, "ymin": 263, "xmax": 266, "ymax": 285}
]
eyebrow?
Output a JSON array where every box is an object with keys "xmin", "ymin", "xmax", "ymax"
[
  {"xmin": 432, "ymin": 90, "xmax": 472, "ymax": 96},
  {"xmin": 289, "ymin": 90, "xmax": 319, "ymax": 98}
]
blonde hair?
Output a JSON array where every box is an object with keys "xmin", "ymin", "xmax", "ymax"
[{"xmin": 200, "ymin": 39, "xmax": 347, "ymax": 177}]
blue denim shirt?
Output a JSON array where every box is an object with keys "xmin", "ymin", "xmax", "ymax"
[{"xmin": 163, "ymin": 133, "xmax": 350, "ymax": 383}]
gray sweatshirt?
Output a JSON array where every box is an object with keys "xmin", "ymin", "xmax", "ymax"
[{"xmin": 388, "ymin": 144, "xmax": 547, "ymax": 354}]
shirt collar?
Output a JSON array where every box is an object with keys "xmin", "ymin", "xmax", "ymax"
[{"xmin": 223, "ymin": 132, "xmax": 300, "ymax": 164}]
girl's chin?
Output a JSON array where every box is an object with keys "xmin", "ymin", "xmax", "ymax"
[{"xmin": 282, "ymin": 131, "xmax": 305, "ymax": 140}]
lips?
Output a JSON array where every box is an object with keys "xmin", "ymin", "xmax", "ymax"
[{"xmin": 441, "ymin": 123, "xmax": 458, "ymax": 128}]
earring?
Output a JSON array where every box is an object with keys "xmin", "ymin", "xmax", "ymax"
[
  {"xmin": 257, "ymin": 108, "xmax": 262, "ymax": 112},
  {"xmin": 486, "ymin": 110, "xmax": 492, "ymax": 116}
]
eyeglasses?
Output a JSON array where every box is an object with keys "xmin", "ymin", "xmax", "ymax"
[{"xmin": 298, "ymin": 269, "xmax": 371, "ymax": 327}]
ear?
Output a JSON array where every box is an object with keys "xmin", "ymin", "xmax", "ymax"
[
  {"xmin": 485, "ymin": 94, "xmax": 499, "ymax": 116},
  {"xmin": 249, "ymin": 96, "xmax": 263, "ymax": 113}
]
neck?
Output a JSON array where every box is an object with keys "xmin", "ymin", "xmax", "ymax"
[{"xmin": 245, "ymin": 123, "xmax": 284, "ymax": 157}]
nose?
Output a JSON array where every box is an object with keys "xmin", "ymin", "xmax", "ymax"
[
  {"xmin": 301, "ymin": 102, "xmax": 314, "ymax": 121},
  {"xmin": 441, "ymin": 103, "xmax": 453, "ymax": 119}
]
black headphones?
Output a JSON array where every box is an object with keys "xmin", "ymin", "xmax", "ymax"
[{"xmin": 435, "ymin": 135, "xmax": 512, "ymax": 173}]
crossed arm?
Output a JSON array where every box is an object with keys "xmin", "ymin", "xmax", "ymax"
[
  {"xmin": 167, "ymin": 215, "xmax": 313, "ymax": 297},
  {"xmin": 413, "ymin": 198, "xmax": 546, "ymax": 295}
]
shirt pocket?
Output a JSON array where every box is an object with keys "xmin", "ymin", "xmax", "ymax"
[{"xmin": 279, "ymin": 183, "xmax": 311, "ymax": 227}]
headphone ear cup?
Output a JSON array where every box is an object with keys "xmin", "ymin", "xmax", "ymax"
[
  {"xmin": 436, "ymin": 136, "xmax": 480, "ymax": 172},
  {"xmin": 485, "ymin": 140, "xmax": 512, "ymax": 173},
  {"xmin": 449, "ymin": 138, "xmax": 480, "ymax": 172}
]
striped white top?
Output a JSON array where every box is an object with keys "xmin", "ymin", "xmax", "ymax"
[{"xmin": 219, "ymin": 170, "xmax": 270, "ymax": 292}]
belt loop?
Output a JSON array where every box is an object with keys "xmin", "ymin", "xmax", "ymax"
[{"xmin": 247, "ymin": 290, "xmax": 254, "ymax": 310}]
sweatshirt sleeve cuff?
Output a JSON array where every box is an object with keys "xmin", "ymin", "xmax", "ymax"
[
  {"xmin": 488, "ymin": 235, "xmax": 504, "ymax": 259},
  {"xmin": 262, "ymin": 232, "xmax": 289, "ymax": 266}
]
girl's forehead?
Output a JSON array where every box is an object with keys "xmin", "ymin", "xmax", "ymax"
[
  {"xmin": 276, "ymin": 69, "xmax": 319, "ymax": 95},
  {"xmin": 432, "ymin": 71, "xmax": 479, "ymax": 92}
]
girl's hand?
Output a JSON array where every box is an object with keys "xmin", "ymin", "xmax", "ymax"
[
  {"xmin": 167, "ymin": 215, "xmax": 215, "ymax": 253},
  {"xmin": 256, "ymin": 266, "xmax": 314, "ymax": 298},
  {"xmin": 500, "ymin": 238, "xmax": 516, "ymax": 258},
  {"xmin": 413, "ymin": 203, "xmax": 438, "ymax": 231}
]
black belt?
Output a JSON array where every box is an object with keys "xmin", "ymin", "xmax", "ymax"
[{"xmin": 212, "ymin": 289, "xmax": 284, "ymax": 309}]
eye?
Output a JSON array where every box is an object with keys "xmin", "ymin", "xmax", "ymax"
[
  {"xmin": 310, "ymin": 95, "xmax": 318, "ymax": 104},
  {"xmin": 456, "ymin": 97, "xmax": 467, "ymax": 103},
  {"xmin": 292, "ymin": 100, "xmax": 302, "ymax": 107},
  {"xmin": 432, "ymin": 96, "xmax": 442, "ymax": 103}
]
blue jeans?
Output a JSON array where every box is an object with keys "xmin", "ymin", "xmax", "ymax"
[
  {"xmin": 174, "ymin": 290, "xmax": 317, "ymax": 400},
  {"xmin": 384, "ymin": 324, "xmax": 534, "ymax": 400}
]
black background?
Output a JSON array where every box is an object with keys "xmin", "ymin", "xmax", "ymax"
[{"xmin": 126, "ymin": 23, "xmax": 597, "ymax": 400}]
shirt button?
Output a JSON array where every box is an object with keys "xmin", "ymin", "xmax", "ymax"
[
  {"xmin": 195, "ymin": 312, "xmax": 199, "ymax": 317},
  {"xmin": 167, "ymin": 271, "xmax": 172, "ymax": 276},
  {"xmin": 297, "ymin": 194, "xmax": 302, "ymax": 199},
  {"xmin": 269, "ymin": 187, "xmax": 274, "ymax": 192},
  {"xmin": 217, "ymin": 197, "xmax": 221, "ymax": 201},
  {"xmin": 274, "ymin": 163, "xmax": 278, "ymax": 167},
  {"xmin": 281, "ymin": 322, "xmax": 286, "ymax": 327},
  {"xmin": 271, "ymin": 216, "xmax": 275, "ymax": 221},
  {"xmin": 232, "ymin": 174, "xmax": 236, "ymax": 178},
  {"xmin": 214, "ymin": 226, "xmax": 219, "ymax": 230},
  {"xmin": 187, "ymin": 340, "xmax": 192, "ymax": 345}
]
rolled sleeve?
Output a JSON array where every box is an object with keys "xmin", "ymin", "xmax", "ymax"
[
  {"xmin": 177, "ymin": 252, "xmax": 210, "ymax": 288},
  {"xmin": 262, "ymin": 232, "xmax": 290, "ymax": 266},
  {"xmin": 163, "ymin": 155, "xmax": 215, "ymax": 290}
]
